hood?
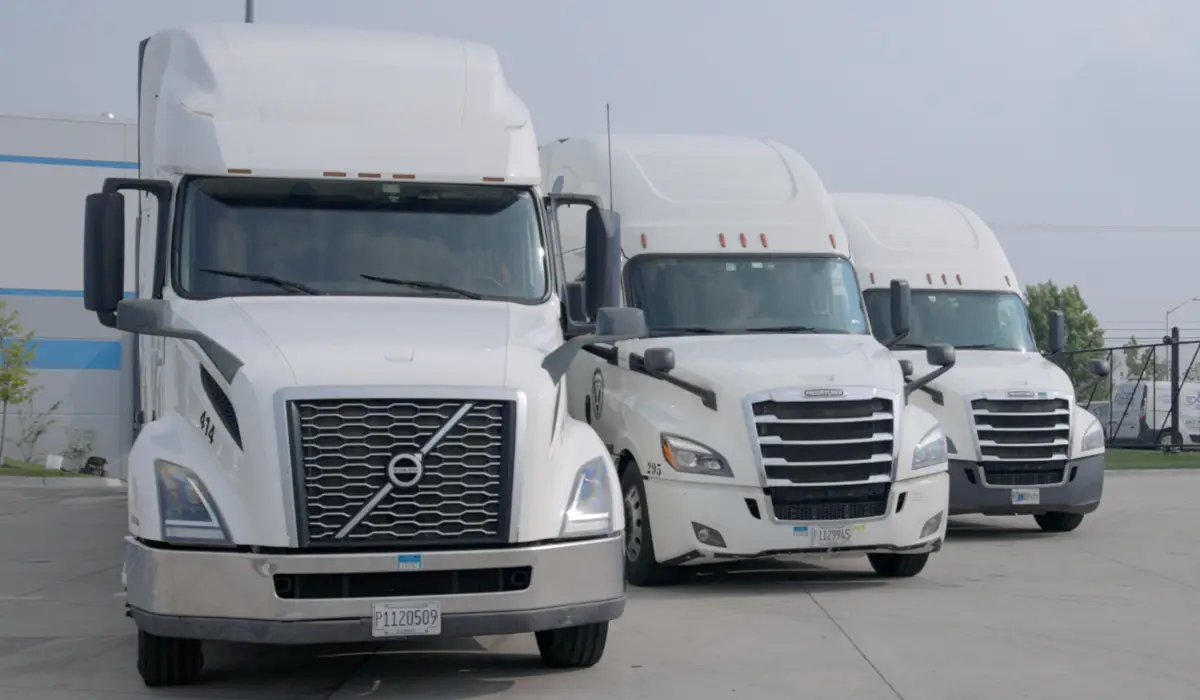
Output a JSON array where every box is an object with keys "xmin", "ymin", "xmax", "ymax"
[
  {"xmin": 176, "ymin": 296, "xmax": 562, "ymax": 388},
  {"xmin": 901, "ymin": 349, "xmax": 1075, "ymax": 399},
  {"xmin": 626, "ymin": 333, "xmax": 903, "ymax": 400}
]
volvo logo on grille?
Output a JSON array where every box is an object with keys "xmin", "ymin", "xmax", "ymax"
[
  {"xmin": 386, "ymin": 452, "xmax": 424, "ymax": 488},
  {"xmin": 804, "ymin": 388, "xmax": 845, "ymax": 398},
  {"xmin": 1006, "ymin": 390, "xmax": 1036, "ymax": 398}
]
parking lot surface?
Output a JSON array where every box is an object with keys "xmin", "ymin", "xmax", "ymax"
[{"xmin": 0, "ymin": 470, "xmax": 1197, "ymax": 699}]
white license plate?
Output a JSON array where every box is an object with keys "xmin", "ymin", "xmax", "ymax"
[
  {"xmin": 797, "ymin": 524, "xmax": 859, "ymax": 547},
  {"xmin": 1011, "ymin": 488, "xmax": 1041, "ymax": 505},
  {"xmin": 371, "ymin": 601, "xmax": 441, "ymax": 638}
]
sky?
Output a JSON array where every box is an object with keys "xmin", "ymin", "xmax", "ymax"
[{"xmin": 2, "ymin": 0, "xmax": 1199, "ymax": 344}]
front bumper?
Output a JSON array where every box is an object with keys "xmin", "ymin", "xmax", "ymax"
[
  {"xmin": 947, "ymin": 454, "xmax": 1105, "ymax": 516},
  {"xmin": 642, "ymin": 471, "xmax": 949, "ymax": 564},
  {"xmin": 125, "ymin": 533, "xmax": 625, "ymax": 644}
]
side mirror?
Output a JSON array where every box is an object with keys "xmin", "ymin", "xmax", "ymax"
[
  {"xmin": 83, "ymin": 192, "xmax": 127, "ymax": 328},
  {"xmin": 898, "ymin": 359, "xmax": 914, "ymax": 380},
  {"xmin": 595, "ymin": 306, "xmax": 647, "ymax": 338},
  {"xmin": 1048, "ymin": 310, "xmax": 1066, "ymax": 354},
  {"xmin": 584, "ymin": 207, "xmax": 622, "ymax": 319},
  {"xmin": 926, "ymin": 344, "xmax": 956, "ymax": 368},
  {"xmin": 643, "ymin": 347, "xmax": 676, "ymax": 375},
  {"xmin": 1088, "ymin": 358, "xmax": 1111, "ymax": 378},
  {"xmin": 889, "ymin": 279, "xmax": 911, "ymax": 341},
  {"xmin": 565, "ymin": 281, "xmax": 587, "ymax": 323}
]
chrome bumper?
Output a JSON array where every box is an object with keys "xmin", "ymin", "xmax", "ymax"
[{"xmin": 125, "ymin": 534, "xmax": 625, "ymax": 644}]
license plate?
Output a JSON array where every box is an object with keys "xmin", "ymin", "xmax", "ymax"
[
  {"xmin": 1011, "ymin": 488, "xmax": 1040, "ymax": 505},
  {"xmin": 371, "ymin": 601, "xmax": 441, "ymax": 638},
  {"xmin": 796, "ymin": 525, "xmax": 858, "ymax": 548}
]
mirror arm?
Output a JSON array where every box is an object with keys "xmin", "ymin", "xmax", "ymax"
[{"xmin": 904, "ymin": 364, "xmax": 953, "ymax": 399}]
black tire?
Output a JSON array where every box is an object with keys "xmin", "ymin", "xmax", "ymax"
[
  {"xmin": 536, "ymin": 622, "xmax": 608, "ymax": 668},
  {"xmin": 137, "ymin": 628, "xmax": 203, "ymax": 687},
  {"xmin": 1034, "ymin": 511, "xmax": 1085, "ymax": 533},
  {"xmin": 867, "ymin": 552, "xmax": 930, "ymax": 578},
  {"xmin": 619, "ymin": 463, "xmax": 678, "ymax": 587}
]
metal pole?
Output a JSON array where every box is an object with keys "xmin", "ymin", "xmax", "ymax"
[
  {"xmin": 1170, "ymin": 326, "xmax": 1181, "ymax": 451},
  {"xmin": 245, "ymin": 0, "xmax": 255, "ymax": 23}
]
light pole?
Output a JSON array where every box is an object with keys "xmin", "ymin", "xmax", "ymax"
[
  {"xmin": 1164, "ymin": 297, "xmax": 1200, "ymax": 335},
  {"xmin": 245, "ymin": 0, "xmax": 255, "ymax": 23}
]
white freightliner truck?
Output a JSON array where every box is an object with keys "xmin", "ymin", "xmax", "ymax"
[
  {"xmin": 833, "ymin": 192, "xmax": 1110, "ymax": 532},
  {"xmin": 81, "ymin": 24, "xmax": 650, "ymax": 687},
  {"xmin": 538, "ymin": 134, "xmax": 957, "ymax": 585}
]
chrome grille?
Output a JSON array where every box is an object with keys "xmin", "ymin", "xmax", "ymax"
[
  {"xmin": 970, "ymin": 396, "xmax": 1069, "ymax": 487},
  {"xmin": 290, "ymin": 398, "xmax": 514, "ymax": 547},
  {"xmin": 751, "ymin": 397, "xmax": 895, "ymax": 485}
]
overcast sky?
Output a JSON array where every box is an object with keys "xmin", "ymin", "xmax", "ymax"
[{"xmin": 2, "ymin": 0, "xmax": 1198, "ymax": 344}]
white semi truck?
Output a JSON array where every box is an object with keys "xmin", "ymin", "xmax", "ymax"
[
  {"xmin": 82, "ymin": 24, "xmax": 648, "ymax": 687},
  {"xmin": 538, "ymin": 134, "xmax": 956, "ymax": 585},
  {"xmin": 834, "ymin": 192, "xmax": 1109, "ymax": 532}
]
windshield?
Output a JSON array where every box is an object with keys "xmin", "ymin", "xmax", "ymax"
[
  {"xmin": 862, "ymin": 290, "xmax": 1037, "ymax": 351},
  {"xmin": 173, "ymin": 177, "xmax": 548, "ymax": 302},
  {"xmin": 624, "ymin": 254, "xmax": 870, "ymax": 335}
]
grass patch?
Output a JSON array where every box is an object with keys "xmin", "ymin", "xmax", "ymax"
[
  {"xmin": 1107, "ymin": 448, "xmax": 1200, "ymax": 470},
  {"xmin": 0, "ymin": 458, "xmax": 94, "ymax": 478}
]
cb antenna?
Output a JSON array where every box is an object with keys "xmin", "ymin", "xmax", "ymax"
[{"xmin": 606, "ymin": 103, "xmax": 614, "ymax": 209}]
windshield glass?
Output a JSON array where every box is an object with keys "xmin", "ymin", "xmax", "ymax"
[
  {"xmin": 624, "ymin": 255, "xmax": 870, "ymax": 335},
  {"xmin": 862, "ymin": 290, "xmax": 1037, "ymax": 351},
  {"xmin": 173, "ymin": 177, "xmax": 547, "ymax": 301}
]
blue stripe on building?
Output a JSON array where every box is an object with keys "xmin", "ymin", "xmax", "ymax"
[
  {"xmin": 3, "ymin": 339, "xmax": 121, "ymax": 371},
  {"xmin": 0, "ymin": 154, "xmax": 138, "ymax": 169}
]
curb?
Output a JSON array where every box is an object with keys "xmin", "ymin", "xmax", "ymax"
[{"xmin": 0, "ymin": 476, "xmax": 124, "ymax": 489}]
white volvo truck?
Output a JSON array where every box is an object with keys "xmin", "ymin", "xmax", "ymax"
[
  {"xmin": 834, "ymin": 192, "xmax": 1109, "ymax": 532},
  {"xmin": 538, "ymin": 134, "xmax": 956, "ymax": 585},
  {"xmin": 81, "ymin": 24, "xmax": 648, "ymax": 687}
]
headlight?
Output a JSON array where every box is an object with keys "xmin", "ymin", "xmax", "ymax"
[
  {"xmin": 560, "ymin": 457, "xmax": 613, "ymax": 538},
  {"xmin": 1080, "ymin": 421, "xmax": 1105, "ymax": 453},
  {"xmin": 912, "ymin": 426, "xmax": 947, "ymax": 470},
  {"xmin": 154, "ymin": 459, "xmax": 232, "ymax": 544},
  {"xmin": 661, "ymin": 433, "xmax": 733, "ymax": 477}
]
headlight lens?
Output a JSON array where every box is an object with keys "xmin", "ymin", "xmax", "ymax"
[
  {"xmin": 154, "ymin": 459, "xmax": 231, "ymax": 544},
  {"xmin": 912, "ymin": 426, "xmax": 947, "ymax": 470},
  {"xmin": 560, "ymin": 457, "xmax": 613, "ymax": 538},
  {"xmin": 661, "ymin": 433, "xmax": 733, "ymax": 477},
  {"xmin": 1081, "ymin": 421, "xmax": 1105, "ymax": 453}
]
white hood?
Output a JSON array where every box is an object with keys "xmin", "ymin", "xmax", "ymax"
[
  {"xmin": 902, "ymin": 349, "xmax": 1074, "ymax": 399},
  {"xmin": 625, "ymin": 333, "xmax": 904, "ymax": 400}
]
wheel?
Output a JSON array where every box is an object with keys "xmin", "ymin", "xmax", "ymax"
[
  {"xmin": 535, "ymin": 622, "xmax": 609, "ymax": 668},
  {"xmin": 137, "ymin": 628, "xmax": 203, "ymax": 687},
  {"xmin": 867, "ymin": 552, "xmax": 929, "ymax": 578},
  {"xmin": 620, "ymin": 463, "xmax": 678, "ymax": 587},
  {"xmin": 1034, "ymin": 511, "xmax": 1085, "ymax": 533}
]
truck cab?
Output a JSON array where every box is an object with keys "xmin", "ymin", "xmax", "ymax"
[
  {"xmin": 834, "ymin": 192, "xmax": 1109, "ymax": 532},
  {"xmin": 81, "ymin": 23, "xmax": 647, "ymax": 687},
  {"xmin": 540, "ymin": 135, "xmax": 955, "ymax": 585}
]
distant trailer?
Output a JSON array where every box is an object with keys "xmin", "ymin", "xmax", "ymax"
[{"xmin": 0, "ymin": 112, "xmax": 137, "ymax": 476}]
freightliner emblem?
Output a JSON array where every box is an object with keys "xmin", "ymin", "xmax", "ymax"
[
  {"xmin": 1006, "ymin": 390, "xmax": 1036, "ymax": 398},
  {"xmin": 804, "ymin": 388, "xmax": 846, "ymax": 398},
  {"xmin": 334, "ymin": 401, "xmax": 474, "ymax": 539}
]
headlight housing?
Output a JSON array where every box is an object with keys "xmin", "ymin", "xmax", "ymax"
[
  {"xmin": 1080, "ymin": 420, "xmax": 1105, "ymax": 453},
  {"xmin": 154, "ymin": 459, "xmax": 232, "ymax": 545},
  {"xmin": 560, "ymin": 457, "xmax": 614, "ymax": 538},
  {"xmin": 660, "ymin": 433, "xmax": 733, "ymax": 477},
  {"xmin": 912, "ymin": 426, "xmax": 947, "ymax": 470}
]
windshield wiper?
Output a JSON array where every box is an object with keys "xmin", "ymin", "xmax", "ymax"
[
  {"xmin": 650, "ymin": 326, "xmax": 727, "ymax": 336},
  {"xmin": 361, "ymin": 274, "xmax": 483, "ymax": 300},
  {"xmin": 742, "ymin": 325, "xmax": 845, "ymax": 334},
  {"xmin": 890, "ymin": 342, "xmax": 931, "ymax": 349},
  {"xmin": 955, "ymin": 343, "xmax": 1001, "ymax": 350},
  {"xmin": 199, "ymin": 268, "xmax": 320, "ymax": 295}
]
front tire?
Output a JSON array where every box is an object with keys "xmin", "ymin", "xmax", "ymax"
[
  {"xmin": 536, "ymin": 622, "xmax": 608, "ymax": 668},
  {"xmin": 868, "ymin": 552, "xmax": 929, "ymax": 578},
  {"xmin": 620, "ymin": 463, "xmax": 677, "ymax": 587},
  {"xmin": 1034, "ymin": 512, "xmax": 1085, "ymax": 532},
  {"xmin": 137, "ymin": 628, "xmax": 203, "ymax": 687}
]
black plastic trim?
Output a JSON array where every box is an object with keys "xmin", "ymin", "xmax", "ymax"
[
  {"xmin": 199, "ymin": 366, "xmax": 242, "ymax": 449},
  {"xmin": 628, "ymin": 352, "xmax": 718, "ymax": 411}
]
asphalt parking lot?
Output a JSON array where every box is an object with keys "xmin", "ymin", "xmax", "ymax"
[{"xmin": 1, "ymin": 471, "xmax": 1198, "ymax": 700}]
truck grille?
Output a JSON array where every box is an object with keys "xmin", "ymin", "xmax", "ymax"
[
  {"xmin": 970, "ymin": 397, "xmax": 1069, "ymax": 486},
  {"xmin": 751, "ymin": 397, "xmax": 895, "ymax": 484},
  {"xmin": 768, "ymin": 483, "xmax": 891, "ymax": 521},
  {"xmin": 289, "ymin": 398, "xmax": 514, "ymax": 547}
]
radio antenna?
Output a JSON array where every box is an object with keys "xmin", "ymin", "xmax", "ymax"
[{"xmin": 606, "ymin": 103, "xmax": 614, "ymax": 209}]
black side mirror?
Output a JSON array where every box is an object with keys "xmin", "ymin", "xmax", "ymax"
[
  {"xmin": 83, "ymin": 192, "xmax": 127, "ymax": 328},
  {"xmin": 643, "ymin": 347, "xmax": 676, "ymax": 374},
  {"xmin": 888, "ymin": 279, "xmax": 911, "ymax": 343},
  {"xmin": 926, "ymin": 344, "xmax": 956, "ymax": 368},
  {"xmin": 595, "ymin": 307, "xmax": 647, "ymax": 337},
  {"xmin": 898, "ymin": 359, "xmax": 914, "ymax": 380},
  {"xmin": 565, "ymin": 281, "xmax": 587, "ymax": 323},
  {"xmin": 584, "ymin": 207, "xmax": 622, "ymax": 319},
  {"xmin": 1048, "ymin": 310, "xmax": 1066, "ymax": 354},
  {"xmin": 1088, "ymin": 358, "xmax": 1111, "ymax": 377}
]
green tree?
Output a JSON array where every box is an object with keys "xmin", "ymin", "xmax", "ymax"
[
  {"xmin": 0, "ymin": 302, "xmax": 38, "ymax": 466},
  {"xmin": 1025, "ymin": 281, "xmax": 1108, "ymax": 400},
  {"xmin": 1122, "ymin": 335, "xmax": 1164, "ymax": 381}
]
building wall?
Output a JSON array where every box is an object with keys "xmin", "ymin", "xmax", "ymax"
[{"xmin": 0, "ymin": 114, "xmax": 137, "ymax": 476}]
